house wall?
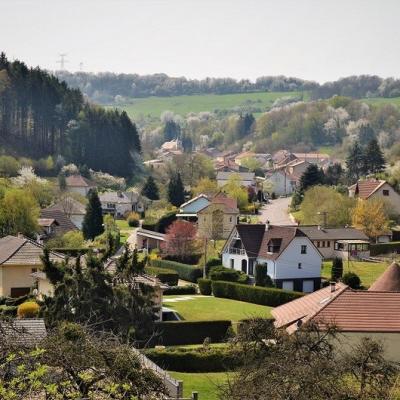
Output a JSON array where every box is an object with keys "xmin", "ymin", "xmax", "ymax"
[
  {"xmin": 37, "ymin": 278, "xmax": 54, "ymax": 297},
  {"xmin": 68, "ymin": 186, "xmax": 90, "ymax": 196},
  {"xmin": 181, "ymin": 197, "xmax": 210, "ymax": 214},
  {"xmin": 217, "ymin": 179, "xmax": 254, "ymax": 188},
  {"xmin": 311, "ymin": 240, "xmax": 335, "ymax": 259},
  {"xmin": 371, "ymin": 183, "xmax": 400, "ymax": 215},
  {"xmin": 0, "ymin": 265, "xmax": 38, "ymax": 297},
  {"xmin": 268, "ymin": 171, "xmax": 295, "ymax": 196},
  {"xmin": 197, "ymin": 205, "xmax": 238, "ymax": 240},
  {"xmin": 137, "ymin": 234, "xmax": 164, "ymax": 251},
  {"xmin": 222, "ymin": 252, "xmax": 249, "ymax": 272}
]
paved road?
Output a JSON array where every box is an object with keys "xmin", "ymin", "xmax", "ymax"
[{"xmin": 259, "ymin": 197, "xmax": 294, "ymax": 225}]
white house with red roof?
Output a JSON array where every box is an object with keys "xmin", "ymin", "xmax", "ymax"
[{"xmin": 66, "ymin": 174, "xmax": 97, "ymax": 196}]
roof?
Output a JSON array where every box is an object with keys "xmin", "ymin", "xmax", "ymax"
[
  {"xmin": 46, "ymin": 197, "xmax": 86, "ymax": 215},
  {"xmin": 99, "ymin": 191, "xmax": 132, "ymax": 204},
  {"xmin": 298, "ymin": 226, "xmax": 369, "ymax": 241},
  {"xmin": 38, "ymin": 218, "xmax": 57, "ymax": 227},
  {"xmin": 179, "ymin": 194, "xmax": 209, "ymax": 209},
  {"xmin": 40, "ymin": 209, "xmax": 78, "ymax": 235},
  {"xmin": 293, "ymin": 152, "xmax": 330, "ymax": 160},
  {"xmin": 66, "ymin": 174, "xmax": 96, "ymax": 188},
  {"xmin": 0, "ymin": 318, "xmax": 47, "ymax": 345},
  {"xmin": 212, "ymin": 192, "xmax": 237, "ymax": 210},
  {"xmin": 216, "ymin": 171, "xmax": 255, "ymax": 181},
  {"xmin": 0, "ymin": 235, "xmax": 65, "ymax": 266},
  {"xmin": 234, "ymin": 224, "xmax": 267, "ymax": 258},
  {"xmin": 369, "ymin": 262, "xmax": 400, "ymax": 292},
  {"xmin": 272, "ymin": 282, "xmax": 348, "ymax": 334},
  {"xmin": 235, "ymin": 151, "xmax": 255, "ymax": 160},
  {"xmin": 350, "ymin": 179, "xmax": 387, "ymax": 200},
  {"xmin": 136, "ymin": 228, "xmax": 166, "ymax": 241}
]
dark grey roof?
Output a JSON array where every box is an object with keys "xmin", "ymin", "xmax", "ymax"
[
  {"xmin": 235, "ymin": 224, "xmax": 266, "ymax": 258},
  {"xmin": 299, "ymin": 226, "xmax": 369, "ymax": 241},
  {"xmin": 1, "ymin": 318, "xmax": 47, "ymax": 345},
  {"xmin": 46, "ymin": 197, "xmax": 86, "ymax": 215},
  {"xmin": 99, "ymin": 191, "xmax": 132, "ymax": 204},
  {"xmin": 216, "ymin": 171, "xmax": 255, "ymax": 181}
]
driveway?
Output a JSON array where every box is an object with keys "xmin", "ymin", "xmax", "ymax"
[{"xmin": 259, "ymin": 197, "xmax": 294, "ymax": 225}]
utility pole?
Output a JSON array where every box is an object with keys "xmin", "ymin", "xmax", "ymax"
[
  {"xmin": 79, "ymin": 62, "xmax": 84, "ymax": 71},
  {"xmin": 57, "ymin": 53, "xmax": 68, "ymax": 71},
  {"xmin": 203, "ymin": 237, "xmax": 208, "ymax": 279}
]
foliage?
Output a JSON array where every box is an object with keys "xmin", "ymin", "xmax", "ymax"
[
  {"xmin": 198, "ymin": 278, "xmax": 212, "ymax": 295},
  {"xmin": 17, "ymin": 301, "xmax": 40, "ymax": 318},
  {"xmin": 331, "ymin": 257, "xmax": 344, "ymax": 281},
  {"xmin": 212, "ymin": 281, "xmax": 303, "ymax": 307},
  {"xmin": 164, "ymin": 285, "xmax": 197, "ymax": 295},
  {"xmin": 299, "ymin": 164, "xmax": 325, "ymax": 192},
  {"xmin": 255, "ymin": 263, "xmax": 269, "ymax": 287},
  {"xmin": 364, "ymin": 138, "xmax": 386, "ymax": 175},
  {"xmin": 223, "ymin": 174, "xmax": 248, "ymax": 208},
  {"xmin": 352, "ymin": 198, "xmax": 390, "ymax": 240},
  {"xmin": 91, "ymin": 170, "xmax": 126, "ymax": 191},
  {"xmin": 209, "ymin": 266, "xmax": 248, "ymax": 284},
  {"xmin": 142, "ymin": 175, "xmax": 160, "ymax": 200},
  {"xmin": 168, "ymin": 172, "xmax": 185, "ymax": 207},
  {"xmin": 145, "ymin": 266, "xmax": 179, "ymax": 286},
  {"xmin": 342, "ymin": 271, "xmax": 362, "ymax": 289},
  {"xmin": 150, "ymin": 259, "xmax": 203, "ymax": 283},
  {"xmin": 192, "ymin": 177, "xmax": 219, "ymax": 197},
  {"xmin": 346, "ymin": 141, "xmax": 365, "ymax": 181},
  {"xmin": 127, "ymin": 211, "xmax": 140, "ymax": 227},
  {"xmin": 0, "ymin": 155, "xmax": 20, "ymax": 177},
  {"xmin": 370, "ymin": 241, "xmax": 400, "ymax": 256},
  {"xmin": 82, "ymin": 189, "xmax": 104, "ymax": 240}
]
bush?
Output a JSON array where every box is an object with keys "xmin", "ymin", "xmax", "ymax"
[
  {"xmin": 212, "ymin": 281, "xmax": 303, "ymax": 307},
  {"xmin": 198, "ymin": 278, "xmax": 212, "ymax": 295},
  {"xmin": 150, "ymin": 259, "xmax": 203, "ymax": 283},
  {"xmin": 164, "ymin": 285, "xmax": 197, "ymax": 295},
  {"xmin": 209, "ymin": 266, "xmax": 249, "ymax": 284},
  {"xmin": 127, "ymin": 212, "xmax": 140, "ymax": 227},
  {"xmin": 331, "ymin": 257, "xmax": 343, "ymax": 281},
  {"xmin": 154, "ymin": 320, "xmax": 232, "ymax": 345},
  {"xmin": 145, "ymin": 266, "xmax": 179, "ymax": 286},
  {"xmin": 205, "ymin": 257, "xmax": 222, "ymax": 276},
  {"xmin": 17, "ymin": 301, "xmax": 40, "ymax": 318},
  {"xmin": 255, "ymin": 263, "xmax": 268, "ymax": 286},
  {"xmin": 51, "ymin": 247, "xmax": 90, "ymax": 257},
  {"xmin": 342, "ymin": 272, "xmax": 361, "ymax": 289},
  {"xmin": 0, "ymin": 305, "xmax": 18, "ymax": 317},
  {"xmin": 144, "ymin": 346, "xmax": 242, "ymax": 372},
  {"xmin": 370, "ymin": 242, "xmax": 400, "ymax": 256}
]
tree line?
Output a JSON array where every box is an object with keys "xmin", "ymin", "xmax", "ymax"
[{"xmin": 0, "ymin": 53, "xmax": 141, "ymax": 178}]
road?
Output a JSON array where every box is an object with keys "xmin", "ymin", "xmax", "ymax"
[{"xmin": 259, "ymin": 197, "xmax": 294, "ymax": 225}]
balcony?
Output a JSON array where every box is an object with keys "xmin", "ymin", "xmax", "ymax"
[{"xmin": 228, "ymin": 247, "xmax": 246, "ymax": 255}]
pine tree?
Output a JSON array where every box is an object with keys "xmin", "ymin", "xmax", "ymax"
[
  {"xmin": 168, "ymin": 172, "xmax": 185, "ymax": 207},
  {"xmin": 82, "ymin": 190, "xmax": 104, "ymax": 240},
  {"xmin": 364, "ymin": 139, "xmax": 385, "ymax": 175},
  {"xmin": 163, "ymin": 120, "xmax": 181, "ymax": 141},
  {"xmin": 142, "ymin": 176, "xmax": 159, "ymax": 200},
  {"xmin": 299, "ymin": 164, "xmax": 325, "ymax": 192},
  {"xmin": 58, "ymin": 171, "xmax": 67, "ymax": 191},
  {"xmin": 346, "ymin": 141, "xmax": 364, "ymax": 182},
  {"xmin": 331, "ymin": 257, "xmax": 343, "ymax": 281}
]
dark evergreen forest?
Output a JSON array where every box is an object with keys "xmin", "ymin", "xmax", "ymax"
[{"xmin": 0, "ymin": 53, "xmax": 141, "ymax": 178}]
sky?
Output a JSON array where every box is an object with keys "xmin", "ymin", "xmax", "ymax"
[{"xmin": 1, "ymin": 0, "xmax": 400, "ymax": 83}]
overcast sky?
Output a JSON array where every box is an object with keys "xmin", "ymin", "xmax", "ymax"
[{"xmin": 1, "ymin": 0, "xmax": 400, "ymax": 83}]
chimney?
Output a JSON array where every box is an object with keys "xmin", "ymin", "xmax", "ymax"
[
  {"xmin": 330, "ymin": 281, "xmax": 336, "ymax": 293},
  {"xmin": 317, "ymin": 225, "xmax": 321, "ymax": 230},
  {"xmin": 266, "ymin": 220, "xmax": 270, "ymax": 230}
]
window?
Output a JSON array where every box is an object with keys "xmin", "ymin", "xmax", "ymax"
[
  {"xmin": 298, "ymin": 262, "xmax": 302, "ymax": 269},
  {"xmin": 322, "ymin": 241, "xmax": 325, "ymax": 248},
  {"xmin": 31, "ymin": 268, "xmax": 37, "ymax": 273},
  {"xmin": 230, "ymin": 259, "xmax": 234, "ymax": 269},
  {"xmin": 267, "ymin": 239, "xmax": 282, "ymax": 253},
  {"xmin": 229, "ymin": 216, "xmax": 232, "ymax": 223},
  {"xmin": 317, "ymin": 241, "xmax": 320, "ymax": 248},
  {"xmin": 301, "ymin": 245, "xmax": 307, "ymax": 254},
  {"xmin": 383, "ymin": 189, "xmax": 389, "ymax": 196},
  {"xmin": 327, "ymin": 241, "xmax": 331, "ymax": 247}
]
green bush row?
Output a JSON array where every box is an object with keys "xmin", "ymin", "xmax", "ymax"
[
  {"xmin": 212, "ymin": 281, "xmax": 303, "ymax": 307},
  {"xmin": 150, "ymin": 259, "xmax": 203, "ymax": 283},
  {"xmin": 164, "ymin": 285, "xmax": 197, "ymax": 295},
  {"xmin": 145, "ymin": 266, "xmax": 179, "ymax": 286},
  {"xmin": 209, "ymin": 266, "xmax": 248, "ymax": 284},
  {"xmin": 154, "ymin": 320, "xmax": 232, "ymax": 346},
  {"xmin": 144, "ymin": 346, "xmax": 242, "ymax": 372},
  {"xmin": 198, "ymin": 278, "xmax": 212, "ymax": 295},
  {"xmin": 370, "ymin": 241, "xmax": 400, "ymax": 256},
  {"xmin": 0, "ymin": 305, "xmax": 18, "ymax": 316}
]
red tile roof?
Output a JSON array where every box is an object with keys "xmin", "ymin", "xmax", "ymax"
[
  {"xmin": 212, "ymin": 192, "xmax": 237, "ymax": 210},
  {"xmin": 368, "ymin": 262, "xmax": 400, "ymax": 292},
  {"xmin": 66, "ymin": 174, "xmax": 96, "ymax": 188},
  {"xmin": 351, "ymin": 179, "xmax": 387, "ymax": 200}
]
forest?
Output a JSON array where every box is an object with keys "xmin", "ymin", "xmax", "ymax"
[{"xmin": 0, "ymin": 53, "xmax": 141, "ymax": 178}]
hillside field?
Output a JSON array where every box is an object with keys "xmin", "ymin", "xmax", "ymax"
[
  {"xmin": 361, "ymin": 96, "xmax": 400, "ymax": 107},
  {"xmin": 113, "ymin": 91, "xmax": 306, "ymax": 119}
]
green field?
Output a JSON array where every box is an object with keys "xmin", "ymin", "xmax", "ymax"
[
  {"xmin": 362, "ymin": 96, "xmax": 400, "ymax": 107},
  {"xmin": 169, "ymin": 371, "xmax": 231, "ymax": 400},
  {"xmin": 322, "ymin": 260, "xmax": 389, "ymax": 288},
  {"xmin": 113, "ymin": 91, "xmax": 306, "ymax": 119},
  {"xmin": 163, "ymin": 295, "xmax": 272, "ymax": 322}
]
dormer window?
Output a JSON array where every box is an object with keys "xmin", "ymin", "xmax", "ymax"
[{"xmin": 267, "ymin": 238, "xmax": 282, "ymax": 253}]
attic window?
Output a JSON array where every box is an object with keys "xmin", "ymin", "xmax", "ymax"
[
  {"xmin": 383, "ymin": 189, "xmax": 389, "ymax": 196},
  {"xmin": 267, "ymin": 238, "xmax": 282, "ymax": 253}
]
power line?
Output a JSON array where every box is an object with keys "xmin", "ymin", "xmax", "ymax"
[{"xmin": 56, "ymin": 53, "xmax": 68, "ymax": 70}]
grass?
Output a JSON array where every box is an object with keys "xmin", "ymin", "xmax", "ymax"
[
  {"xmin": 116, "ymin": 219, "xmax": 134, "ymax": 244},
  {"xmin": 362, "ymin": 96, "xmax": 400, "ymax": 107},
  {"xmin": 169, "ymin": 371, "xmax": 231, "ymax": 400},
  {"xmin": 163, "ymin": 295, "xmax": 272, "ymax": 322},
  {"xmin": 322, "ymin": 260, "xmax": 389, "ymax": 288},
  {"xmin": 112, "ymin": 91, "xmax": 306, "ymax": 119}
]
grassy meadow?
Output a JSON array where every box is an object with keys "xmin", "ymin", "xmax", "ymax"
[{"xmin": 361, "ymin": 96, "xmax": 400, "ymax": 107}]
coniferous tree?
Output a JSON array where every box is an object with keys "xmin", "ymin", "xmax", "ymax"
[
  {"xmin": 299, "ymin": 164, "xmax": 325, "ymax": 192},
  {"xmin": 363, "ymin": 139, "xmax": 385, "ymax": 175},
  {"xmin": 168, "ymin": 172, "xmax": 185, "ymax": 207},
  {"xmin": 346, "ymin": 141, "xmax": 364, "ymax": 182},
  {"xmin": 163, "ymin": 120, "xmax": 181, "ymax": 141},
  {"xmin": 82, "ymin": 190, "xmax": 104, "ymax": 240},
  {"xmin": 331, "ymin": 257, "xmax": 343, "ymax": 281},
  {"xmin": 142, "ymin": 176, "xmax": 159, "ymax": 200},
  {"xmin": 324, "ymin": 163, "xmax": 343, "ymax": 186},
  {"xmin": 58, "ymin": 171, "xmax": 67, "ymax": 191}
]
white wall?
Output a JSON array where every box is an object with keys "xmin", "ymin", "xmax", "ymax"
[
  {"xmin": 371, "ymin": 183, "xmax": 400, "ymax": 215},
  {"xmin": 68, "ymin": 186, "xmax": 89, "ymax": 196},
  {"xmin": 268, "ymin": 172, "xmax": 294, "ymax": 196},
  {"xmin": 222, "ymin": 252, "xmax": 249, "ymax": 272}
]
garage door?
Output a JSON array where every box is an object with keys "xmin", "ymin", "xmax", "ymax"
[
  {"xmin": 303, "ymin": 280, "xmax": 314, "ymax": 293},
  {"xmin": 282, "ymin": 281, "xmax": 294, "ymax": 291}
]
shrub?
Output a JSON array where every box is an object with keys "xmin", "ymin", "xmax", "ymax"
[
  {"xmin": 212, "ymin": 281, "xmax": 303, "ymax": 307},
  {"xmin": 17, "ymin": 301, "xmax": 40, "ymax": 318},
  {"xmin": 205, "ymin": 257, "xmax": 222, "ymax": 276},
  {"xmin": 144, "ymin": 346, "xmax": 242, "ymax": 372},
  {"xmin": 370, "ymin": 242, "xmax": 400, "ymax": 256},
  {"xmin": 342, "ymin": 272, "xmax": 361, "ymax": 289},
  {"xmin": 145, "ymin": 266, "xmax": 179, "ymax": 286},
  {"xmin": 209, "ymin": 266, "xmax": 248, "ymax": 284},
  {"xmin": 154, "ymin": 320, "xmax": 232, "ymax": 345},
  {"xmin": 150, "ymin": 259, "xmax": 203, "ymax": 283},
  {"xmin": 127, "ymin": 212, "xmax": 140, "ymax": 227},
  {"xmin": 164, "ymin": 285, "xmax": 197, "ymax": 295},
  {"xmin": 331, "ymin": 257, "xmax": 343, "ymax": 281},
  {"xmin": 198, "ymin": 278, "xmax": 212, "ymax": 295},
  {"xmin": 0, "ymin": 305, "xmax": 18, "ymax": 317},
  {"xmin": 255, "ymin": 263, "xmax": 268, "ymax": 286}
]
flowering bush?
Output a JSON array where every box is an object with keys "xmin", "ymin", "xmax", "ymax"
[{"xmin": 17, "ymin": 301, "xmax": 40, "ymax": 318}]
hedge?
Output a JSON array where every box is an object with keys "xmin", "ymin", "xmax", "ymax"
[
  {"xmin": 209, "ymin": 266, "xmax": 249, "ymax": 284},
  {"xmin": 144, "ymin": 346, "xmax": 241, "ymax": 372},
  {"xmin": 164, "ymin": 285, "xmax": 197, "ymax": 295},
  {"xmin": 198, "ymin": 278, "xmax": 212, "ymax": 295},
  {"xmin": 150, "ymin": 259, "xmax": 203, "ymax": 283},
  {"xmin": 51, "ymin": 247, "xmax": 90, "ymax": 257},
  {"xmin": 154, "ymin": 320, "xmax": 232, "ymax": 345},
  {"xmin": 145, "ymin": 266, "xmax": 179, "ymax": 286},
  {"xmin": 370, "ymin": 241, "xmax": 400, "ymax": 256},
  {"xmin": 212, "ymin": 281, "xmax": 303, "ymax": 307}
]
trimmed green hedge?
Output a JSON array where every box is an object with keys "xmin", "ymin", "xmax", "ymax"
[
  {"xmin": 150, "ymin": 259, "xmax": 203, "ymax": 283},
  {"xmin": 144, "ymin": 346, "xmax": 241, "ymax": 372},
  {"xmin": 212, "ymin": 281, "xmax": 303, "ymax": 307},
  {"xmin": 370, "ymin": 241, "xmax": 400, "ymax": 256},
  {"xmin": 164, "ymin": 285, "xmax": 197, "ymax": 295},
  {"xmin": 154, "ymin": 320, "xmax": 232, "ymax": 345},
  {"xmin": 145, "ymin": 266, "xmax": 179, "ymax": 286},
  {"xmin": 209, "ymin": 266, "xmax": 249, "ymax": 284},
  {"xmin": 198, "ymin": 278, "xmax": 212, "ymax": 295}
]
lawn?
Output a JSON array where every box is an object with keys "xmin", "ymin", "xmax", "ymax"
[
  {"xmin": 163, "ymin": 295, "xmax": 272, "ymax": 322},
  {"xmin": 362, "ymin": 96, "xmax": 400, "ymax": 108},
  {"xmin": 112, "ymin": 91, "xmax": 306, "ymax": 119},
  {"xmin": 322, "ymin": 260, "xmax": 389, "ymax": 288},
  {"xmin": 116, "ymin": 219, "xmax": 134, "ymax": 244},
  {"xmin": 169, "ymin": 371, "xmax": 231, "ymax": 400}
]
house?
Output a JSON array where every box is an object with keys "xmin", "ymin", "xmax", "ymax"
[
  {"xmin": 0, "ymin": 235, "xmax": 65, "ymax": 297},
  {"xmin": 0, "ymin": 318, "xmax": 47, "ymax": 346},
  {"xmin": 99, "ymin": 191, "xmax": 146, "ymax": 218},
  {"xmin": 272, "ymin": 263, "xmax": 400, "ymax": 361},
  {"xmin": 38, "ymin": 209, "xmax": 78, "ymax": 241},
  {"xmin": 176, "ymin": 194, "xmax": 211, "ymax": 221},
  {"xmin": 349, "ymin": 179, "xmax": 400, "ymax": 215},
  {"xmin": 298, "ymin": 226, "xmax": 370, "ymax": 260},
  {"xmin": 222, "ymin": 223, "xmax": 323, "ymax": 292},
  {"xmin": 216, "ymin": 171, "xmax": 255, "ymax": 187},
  {"xmin": 197, "ymin": 193, "xmax": 239, "ymax": 239},
  {"xmin": 293, "ymin": 152, "xmax": 330, "ymax": 167},
  {"xmin": 143, "ymin": 159, "xmax": 166, "ymax": 172},
  {"xmin": 136, "ymin": 228, "xmax": 166, "ymax": 252},
  {"xmin": 265, "ymin": 169, "xmax": 297, "ymax": 196},
  {"xmin": 45, "ymin": 197, "xmax": 86, "ymax": 229},
  {"xmin": 65, "ymin": 174, "xmax": 97, "ymax": 196}
]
